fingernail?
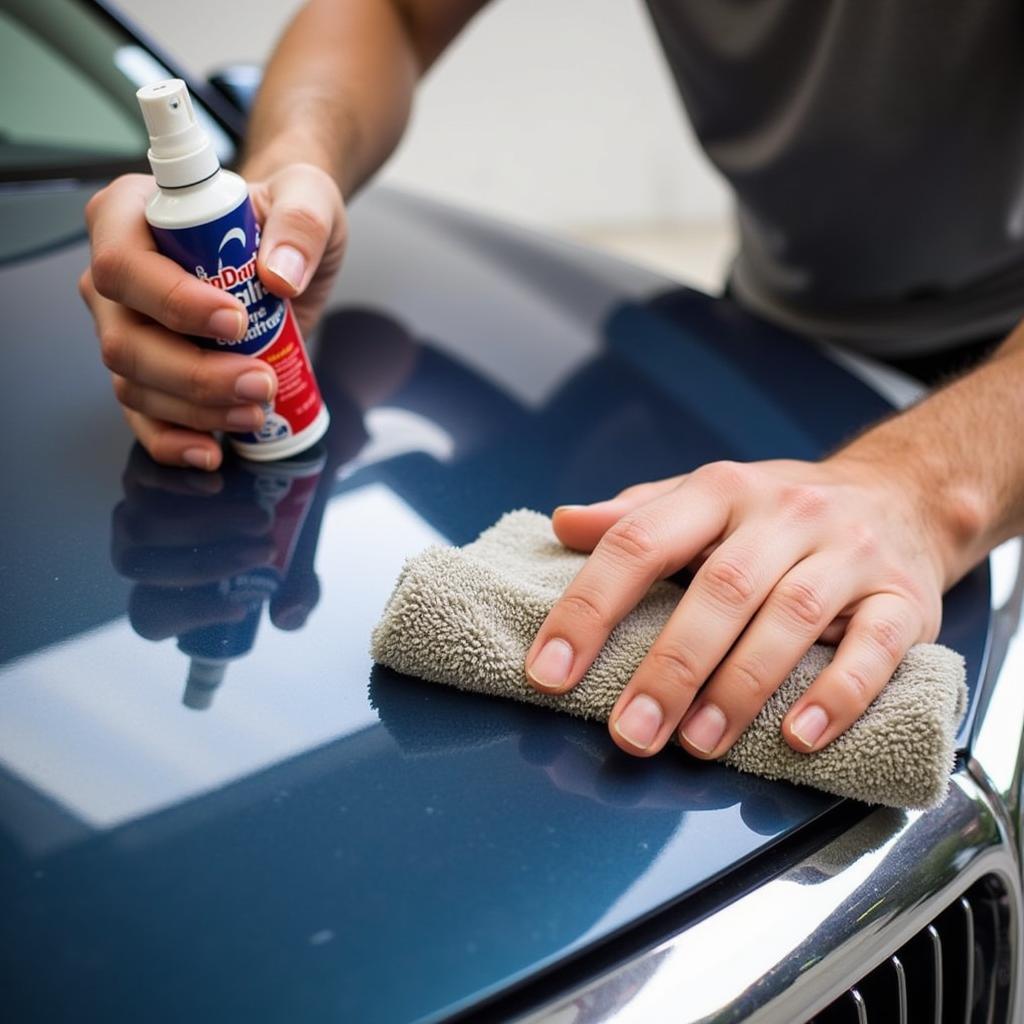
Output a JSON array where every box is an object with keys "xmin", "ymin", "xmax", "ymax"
[
  {"xmin": 791, "ymin": 705, "xmax": 829, "ymax": 749},
  {"xmin": 614, "ymin": 694, "xmax": 664, "ymax": 750},
  {"xmin": 267, "ymin": 245, "xmax": 306, "ymax": 291},
  {"xmin": 680, "ymin": 703, "xmax": 727, "ymax": 754},
  {"xmin": 526, "ymin": 638, "xmax": 574, "ymax": 691},
  {"xmin": 208, "ymin": 308, "xmax": 247, "ymax": 340},
  {"xmin": 553, "ymin": 505, "xmax": 585, "ymax": 514},
  {"xmin": 225, "ymin": 406, "xmax": 261, "ymax": 431},
  {"xmin": 234, "ymin": 370, "xmax": 275, "ymax": 402},
  {"xmin": 182, "ymin": 447, "xmax": 212, "ymax": 470}
]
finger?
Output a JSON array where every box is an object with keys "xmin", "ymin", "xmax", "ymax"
[
  {"xmin": 551, "ymin": 475, "xmax": 687, "ymax": 552},
  {"xmin": 86, "ymin": 181, "xmax": 246, "ymax": 340},
  {"xmin": 525, "ymin": 476, "xmax": 730, "ymax": 696},
  {"xmin": 255, "ymin": 164, "xmax": 345, "ymax": 297},
  {"xmin": 91, "ymin": 289, "xmax": 276, "ymax": 406},
  {"xmin": 819, "ymin": 617, "xmax": 850, "ymax": 645},
  {"xmin": 114, "ymin": 534, "xmax": 275, "ymax": 586},
  {"xmin": 123, "ymin": 407, "xmax": 223, "ymax": 471},
  {"xmin": 607, "ymin": 520, "xmax": 817, "ymax": 756},
  {"xmin": 676, "ymin": 552, "xmax": 856, "ymax": 758},
  {"xmin": 121, "ymin": 446, "xmax": 225, "ymax": 498},
  {"xmin": 128, "ymin": 585, "xmax": 252, "ymax": 641},
  {"xmin": 269, "ymin": 580, "xmax": 320, "ymax": 632},
  {"xmin": 782, "ymin": 592, "xmax": 922, "ymax": 752},
  {"xmin": 112, "ymin": 496, "xmax": 271, "ymax": 550},
  {"xmin": 113, "ymin": 374, "xmax": 265, "ymax": 436}
]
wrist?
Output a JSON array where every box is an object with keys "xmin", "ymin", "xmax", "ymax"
[
  {"xmin": 239, "ymin": 132, "xmax": 340, "ymax": 187},
  {"xmin": 828, "ymin": 431, "xmax": 991, "ymax": 590}
]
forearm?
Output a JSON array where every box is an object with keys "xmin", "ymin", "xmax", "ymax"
[
  {"xmin": 833, "ymin": 325, "xmax": 1024, "ymax": 587},
  {"xmin": 241, "ymin": 0, "xmax": 486, "ymax": 196}
]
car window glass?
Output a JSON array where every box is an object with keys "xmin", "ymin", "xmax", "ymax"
[{"xmin": 0, "ymin": 0, "xmax": 234, "ymax": 180}]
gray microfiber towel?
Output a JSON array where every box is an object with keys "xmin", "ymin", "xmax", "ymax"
[{"xmin": 371, "ymin": 510, "xmax": 968, "ymax": 810}]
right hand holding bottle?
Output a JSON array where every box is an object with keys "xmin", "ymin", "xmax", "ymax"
[{"xmin": 79, "ymin": 163, "xmax": 346, "ymax": 470}]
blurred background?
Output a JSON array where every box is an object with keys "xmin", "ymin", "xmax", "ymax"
[{"xmin": 126, "ymin": 0, "xmax": 735, "ymax": 291}]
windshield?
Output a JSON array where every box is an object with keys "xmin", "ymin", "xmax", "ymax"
[{"xmin": 0, "ymin": 0, "xmax": 234, "ymax": 182}]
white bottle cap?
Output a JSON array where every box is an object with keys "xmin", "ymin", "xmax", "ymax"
[{"xmin": 137, "ymin": 79, "xmax": 220, "ymax": 189}]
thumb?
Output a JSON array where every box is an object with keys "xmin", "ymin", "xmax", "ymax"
[
  {"xmin": 551, "ymin": 474, "xmax": 686, "ymax": 551},
  {"xmin": 255, "ymin": 164, "xmax": 345, "ymax": 299}
]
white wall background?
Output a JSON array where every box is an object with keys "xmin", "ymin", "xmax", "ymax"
[{"xmin": 126, "ymin": 0, "xmax": 731, "ymax": 233}]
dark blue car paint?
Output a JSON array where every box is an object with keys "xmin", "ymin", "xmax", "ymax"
[{"xmin": 0, "ymin": 178, "xmax": 992, "ymax": 1022}]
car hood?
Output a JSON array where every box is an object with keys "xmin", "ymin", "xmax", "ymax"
[{"xmin": 0, "ymin": 182, "xmax": 991, "ymax": 1022}]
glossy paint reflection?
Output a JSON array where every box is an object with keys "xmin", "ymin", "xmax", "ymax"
[
  {"xmin": 0, "ymin": 186, "xmax": 995, "ymax": 1024},
  {"xmin": 108, "ymin": 313, "xmax": 434, "ymax": 710},
  {"xmin": 112, "ymin": 445, "xmax": 329, "ymax": 709}
]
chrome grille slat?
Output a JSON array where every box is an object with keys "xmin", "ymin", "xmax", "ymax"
[
  {"xmin": 891, "ymin": 955, "xmax": 907, "ymax": 1023},
  {"xmin": 973, "ymin": 893, "xmax": 1004, "ymax": 1024},
  {"xmin": 961, "ymin": 895, "xmax": 976, "ymax": 1024},
  {"xmin": 848, "ymin": 988, "xmax": 867, "ymax": 1024},
  {"xmin": 926, "ymin": 923, "xmax": 943, "ymax": 1024},
  {"xmin": 806, "ymin": 878, "xmax": 1012, "ymax": 1024}
]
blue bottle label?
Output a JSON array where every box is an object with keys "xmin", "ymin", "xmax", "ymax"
[
  {"xmin": 150, "ymin": 197, "xmax": 282, "ymax": 355},
  {"xmin": 150, "ymin": 196, "xmax": 325, "ymax": 445}
]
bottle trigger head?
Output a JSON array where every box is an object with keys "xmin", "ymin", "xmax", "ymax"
[{"xmin": 136, "ymin": 79, "xmax": 219, "ymax": 189}]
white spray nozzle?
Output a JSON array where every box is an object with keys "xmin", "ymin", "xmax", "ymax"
[{"xmin": 137, "ymin": 79, "xmax": 220, "ymax": 189}]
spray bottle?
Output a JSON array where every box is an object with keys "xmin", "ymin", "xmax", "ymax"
[{"xmin": 136, "ymin": 79, "xmax": 329, "ymax": 461}]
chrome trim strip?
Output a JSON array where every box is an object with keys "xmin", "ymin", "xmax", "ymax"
[
  {"xmin": 513, "ymin": 773, "xmax": 1022, "ymax": 1024},
  {"xmin": 969, "ymin": 536, "xmax": 1024, "ymax": 857}
]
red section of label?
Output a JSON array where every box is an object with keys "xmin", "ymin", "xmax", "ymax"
[
  {"xmin": 266, "ymin": 468, "xmax": 323, "ymax": 575},
  {"xmin": 252, "ymin": 302, "xmax": 324, "ymax": 438}
]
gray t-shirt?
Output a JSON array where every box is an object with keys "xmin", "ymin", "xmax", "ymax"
[{"xmin": 645, "ymin": 0, "xmax": 1024, "ymax": 354}]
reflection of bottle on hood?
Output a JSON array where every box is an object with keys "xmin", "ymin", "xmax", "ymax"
[{"xmin": 180, "ymin": 447, "xmax": 327, "ymax": 709}]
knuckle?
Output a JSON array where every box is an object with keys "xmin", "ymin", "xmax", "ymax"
[
  {"xmin": 111, "ymin": 375, "xmax": 135, "ymax": 408},
  {"xmin": 835, "ymin": 666, "xmax": 873, "ymax": 703},
  {"xmin": 83, "ymin": 185, "xmax": 110, "ymax": 229},
  {"xmin": 146, "ymin": 432, "xmax": 183, "ymax": 466},
  {"xmin": 559, "ymin": 590, "xmax": 609, "ymax": 630},
  {"xmin": 850, "ymin": 523, "xmax": 880, "ymax": 559},
  {"xmin": 886, "ymin": 569, "xmax": 923, "ymax": 603},
  {"xmin": 170, "ymin": 405, "xmax": 204, "ymax": 432},
  {"xmin": 860, "ymin": 615, "xmax": 906, "ymax": 663},
  {"xmin": 649, "ymin": 643, "xmax": 703, "ymax": 697},
  {"xmin": 277, "ymin": 202, "xmax": 330, "ymax": 242},
  {"xmin": 697, "ymin": 459, "xmax": 748, "ymax": 493},
  {"xmin": 99, "ymin": 327, "xmax": 131, "ymax": 375},
  {"xmin": 617, "ymin": 482, "xmax": 649, "ymax": 501},
  {"xmin": 773, "ymin": 579, "xmax": 828, "ymax": 631},
  {"xmin": 186, "ymin": 351, "xmax": 220, "ymax": 406},
  {"xmin": 91, "ymin": 246, "xmax": 126, "ymax": 298},
  {"xmin": 922, "ymin": 599, "xmax": 942, "ymax": 642},
  {"xmin": 726, "ymin": 656, "xmax": 772, "ymax": 701},
  {"xmin": 780, "ymin": 483, "xmax": 830, "ymax": 521},
  {"xmin": 78, "ymin": 269, "xmax": 94, "ymax": 304},
  {"xmin": 159, "ymin": 276, "xmax": 193, "ymax": 329},
  {"xmin": 602, "ymin": 515, "xmax": 662, "ymax": 567},
  {"xmin": 701, "ymin": 555, "xmax": 757, "ymax": 607}
]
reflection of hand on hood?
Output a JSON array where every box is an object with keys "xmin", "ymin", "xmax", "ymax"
[{"xmin": 369, "ymin": 664, "xmax": 795, "ymax": 832}]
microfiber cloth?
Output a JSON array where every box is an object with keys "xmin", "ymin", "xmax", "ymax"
[{"xmin": 371, "ymin": 510, "xmax": 967, "ymax": 810}]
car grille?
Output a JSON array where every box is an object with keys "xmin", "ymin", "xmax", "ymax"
[{"xmin": 808, "ymin": 875, "xmax": 1014, "ymax": 1023}]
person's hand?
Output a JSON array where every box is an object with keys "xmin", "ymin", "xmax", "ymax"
[
  {"xmin": 79, "ymin": 163, "xmax": 346, "ymax": 470},
  {"xmin": 525, "ymin": 456, "xmax": 948, "ymax": 759}
]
